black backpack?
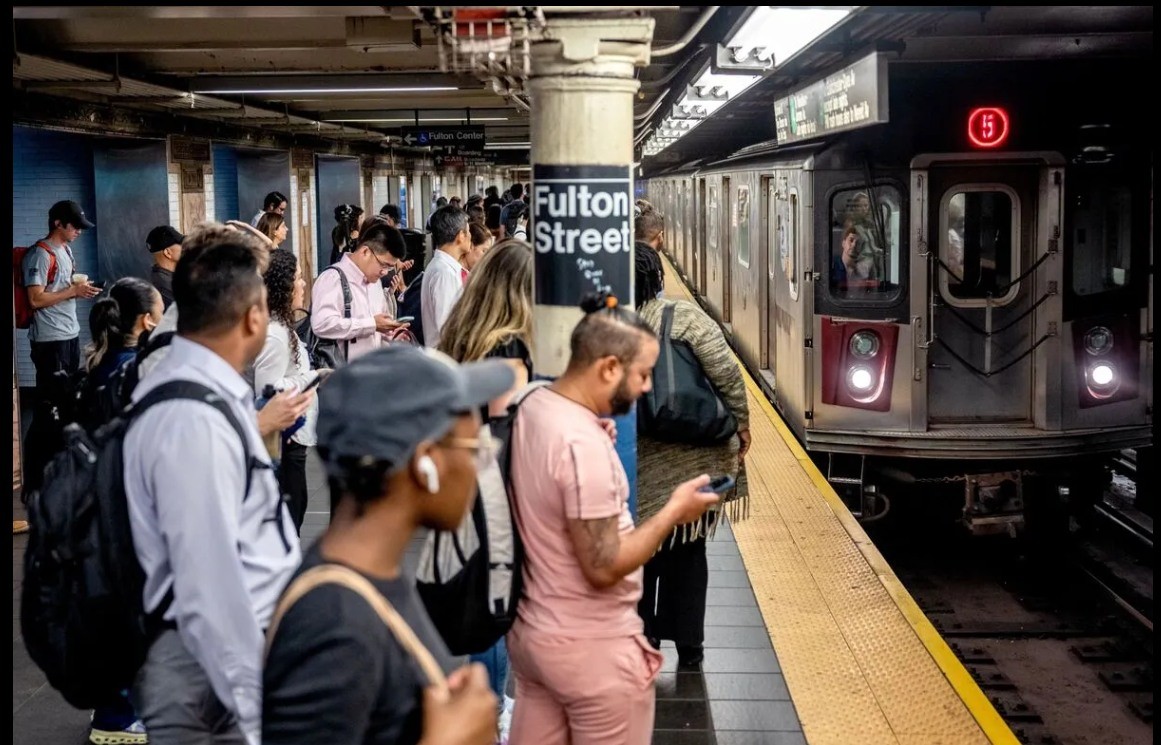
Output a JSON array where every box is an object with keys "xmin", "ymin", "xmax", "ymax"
[
  {"xmin": 638, "ymin": 303, "xmax": 737, "ymax": 445},
  {"xmin": 74, "ymin": 332, "xmax": 175, "ymax": 432},
  {"xmin": 398, "ymin": 271, "xmax": 425, "ymax": 346},
  {"xmin": 415, "ymin": 381, "xmax": 548, "ymax": 655},
  {"xmin": 21, "ymin": 380, "xmax": 257, "ymax": 710},
  {"xmin": 299, "ymin": 265, "xmax": 351, "ymax": 369}
]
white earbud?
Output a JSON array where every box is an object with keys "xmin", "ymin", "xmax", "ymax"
[{"xmin": 417, "ymin": 455, "xmax": 439, "ymax": 494}]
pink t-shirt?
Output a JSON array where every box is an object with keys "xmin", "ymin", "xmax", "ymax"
[{"xmin": 510, "ymin": 388, "xmax": 642, "ymax": 638}]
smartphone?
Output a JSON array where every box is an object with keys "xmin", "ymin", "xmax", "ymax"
[
  {"xmin": 300, "ymin": 373, "xmax": 324, "ymax": 394},
  {"xmin": 700, "ymin": 475, "xmax": 736, "ymax": 494},
  {"xmin": 395, "ymin": 316, "xmax": 415, "ymax": 323}
]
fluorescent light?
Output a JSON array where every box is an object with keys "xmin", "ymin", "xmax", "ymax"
[
  {"xmin": 726, "ymin": 7, "xmax": 851, "ymax": 68},
  {"xmin": 196, "ymin": 86, "xmax": 458, "ymax": 95},
  {"xmin": 484, "ymin": 142, "xmax": 530, "ymax": 150},
  {"xmin": 325, "ymin": 116, "xmax": 508, "ymax": 123}
]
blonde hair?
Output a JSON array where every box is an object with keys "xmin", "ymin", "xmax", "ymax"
[{"xmin": 439, "ymin": 240, "xmax": 533, "ymax": 363}]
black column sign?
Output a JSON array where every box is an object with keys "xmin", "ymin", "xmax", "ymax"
[{"xmin": 532, "ymin": 164, "xmax": 633, "ymax": 307}]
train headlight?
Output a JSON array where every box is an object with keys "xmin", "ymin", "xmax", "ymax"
[
  {"xmin": 1089, "ymin": 363, "xmax": 1115, "ymax": 388},
  {"xmin": 848, "ymin": 366, "xmax": 875, "ymax": 392},
  {"xmin": 1083, "ymin": 326, "xmax": 1113, "ymax": 356},
  {"xmin": 849, "ymin": 331, "xmax": 880, "ymax": 359}
]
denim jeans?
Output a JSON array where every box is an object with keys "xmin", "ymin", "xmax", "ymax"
[{"xmin": 469, "ymin": 636, "xmax": 510, "ymax": 699}]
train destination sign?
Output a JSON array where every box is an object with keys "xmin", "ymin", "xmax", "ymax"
[
  {"xmin": 401, "ymin": 125, "xmax": 486, "ymax": 152},
  {"xmin": 532, "ymin": 164, "xmax": 633, "ymax": 307},
  {"xmin": 773, "ymin": 51, "xmax": 889, "ymax": 146}
]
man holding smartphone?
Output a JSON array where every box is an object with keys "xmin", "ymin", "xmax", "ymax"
[{"xmin": 508, "ymin": 298, "xmax": 720, "ymax": 745}]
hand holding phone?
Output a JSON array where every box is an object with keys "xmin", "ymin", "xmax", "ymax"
[
  {"xmin": 395, "ymin": 316, "xmax": 415, "ymax": 324},
  {"xmin": 700, "ymin": 475, "xmax": 736, "ymax": 494}
]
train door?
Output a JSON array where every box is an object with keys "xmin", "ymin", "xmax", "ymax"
[
  {"xmin": 704, "ymin": 176, "xmax": 725, "ymax": 319},
  {"xmin": 919, "ymin": 158, "xmax": 1050, "ymax": 424},
  {"xmin": 731, "ymin": 175, "xmax": 760, "ymax": 368},
  {"xmin": 721, "ymin": 176, "xmax": 733, "ymax": 325},
  {"xmin": 696, "ymin": 178, "xmax": 707, "ymax": 295}
]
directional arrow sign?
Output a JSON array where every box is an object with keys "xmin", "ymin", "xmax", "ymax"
[{"xmin": 401, "ymin": 125, "xmax": 486, "ymax": 153}]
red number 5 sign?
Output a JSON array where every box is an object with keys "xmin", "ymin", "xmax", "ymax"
[{"xmin": 967, "ymin": 107, "xmax": 1010, "ymax": 148}]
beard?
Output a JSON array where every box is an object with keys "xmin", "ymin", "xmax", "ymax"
[{"xmin": 609, "ymin": 376, "xmax": 635, "ymax": 417}]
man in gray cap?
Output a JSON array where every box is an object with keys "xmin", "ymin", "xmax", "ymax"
[
  {"xmin": 264, "ymin": 345, "xmax": 512, "ymax": 745},
  {"xmin": 145, "ymin": 224, "xmax": 184, "ymax": 309}
]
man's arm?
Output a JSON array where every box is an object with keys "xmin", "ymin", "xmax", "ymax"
[
  {"xmin": 560, "ymin": 431, "xmax": 715, "ymax": 590},
  {"xmin": 26, "ymin": 283, "xmax": 80, "ymax": 309},
  {"xmin": 427, "ymin": 265, "xmax": 463, "ymax": 340}
]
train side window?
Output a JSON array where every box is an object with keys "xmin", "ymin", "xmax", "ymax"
[
  {"xmin": 788, "ymin": 191, "xmax": 799, "ymax": 301},
  {"xmin": 828, "ymin": 185, "xmax": 902, "ymax": 300},
  {"xmin": 736, "ymin": 185, "xmax": 751, "ymax": 267},
  {"xmin": 707, "ymin": 183, "xmax": 720, "ymax": 277},
  {"xmin": 1069, "ymin": 183, "xmax": 1131, "ymax": 296},
  {"xmin": 939, "ymin": 188, "xmax": 1019, "ymax": 305}
]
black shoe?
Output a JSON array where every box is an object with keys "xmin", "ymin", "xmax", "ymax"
[{"xmin": 677, "ymin": 645, "xmax": 704, "ymax": 668}]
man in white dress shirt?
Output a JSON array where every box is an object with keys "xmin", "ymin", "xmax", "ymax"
[
  {"xmin": 420, "ymin": 205, "xmax": 470, "ymax": 349},
  {"xmin": 124, "ymin": 224, "xmax": 304, "ymax": 744}
]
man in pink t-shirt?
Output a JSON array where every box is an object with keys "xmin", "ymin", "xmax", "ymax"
[{"xmin": 509, "ymin": 298, "xmax": 718, "ymax": 745}]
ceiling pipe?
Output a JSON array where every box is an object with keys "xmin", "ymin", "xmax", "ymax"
[
  {"xmin": 651, "ymin": 6, "xmax": 720, "ymax": 57},
  {"xmin": 633, "ymin": 87, "xmax": 670, "ymax": 123}
]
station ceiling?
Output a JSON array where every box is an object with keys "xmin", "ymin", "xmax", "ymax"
[{"xmin": 11, "ymin": 6, "xmax": 1154, "ymax": 167}]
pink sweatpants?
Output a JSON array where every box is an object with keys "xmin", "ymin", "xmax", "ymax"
[{"xmin": 507, "ymin": 622, "xmax": 663, "ymax": 745}]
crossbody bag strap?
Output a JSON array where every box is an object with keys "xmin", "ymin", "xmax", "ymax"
[
  {"xmin": 326, "ymin": 266, "xmax": 353, "ymax": 359},
  {"xmin": 266, "ymin": 564, "xmax": 450, "ymax": 701}
]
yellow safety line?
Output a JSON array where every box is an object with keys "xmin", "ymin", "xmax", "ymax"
[{"xmin": 661, "ymin": 254, "xmax": 1017, "ymax": 745}]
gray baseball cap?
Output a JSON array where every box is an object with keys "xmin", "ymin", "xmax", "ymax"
[{"xmin": 316, "ymin": 346, "xmax": 515, "ymax": 468}]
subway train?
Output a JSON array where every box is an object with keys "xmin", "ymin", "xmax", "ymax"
[{"xmin": 643, "ymin": 59, "xmax": 1153, "ymax": 534}]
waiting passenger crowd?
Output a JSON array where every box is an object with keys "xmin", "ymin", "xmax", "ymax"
[{"xmin": 17, "ymin": 186, "xmax": 750, "ymax": 745}]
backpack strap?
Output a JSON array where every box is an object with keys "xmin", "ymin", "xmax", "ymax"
[
  {"xmin": 34, "ymin": 241, "xmax": 59, "ymax": 285},
  {"xmin": 266, "ymin": 564, "xmax": 450, "ymax": 701},
  {"xmin": 137, "ymin": 331, "xmax": 176, "ymax": 366},
  {"xmin": 325, "ymin": 265, "xmax": 353, "ymax": 360},
  {"xmin": 132, "ymin": 380, "xmax": 263, "ymax": 499}
]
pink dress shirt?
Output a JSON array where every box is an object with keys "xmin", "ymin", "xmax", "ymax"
[{"xmin": 309, "ymin": 254, "xmax": 389, "ymax": 362}]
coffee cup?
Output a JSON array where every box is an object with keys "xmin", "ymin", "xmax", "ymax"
[{"xmin": 71, "ymin": 273, "xmax": 88, "ymax": 285}]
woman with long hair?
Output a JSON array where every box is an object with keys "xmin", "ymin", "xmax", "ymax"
[
  {"xmin": 253, "ymin": 248, "xmax": 320, "ymax": 532},
  {"xmin": 439, "ymin": 239, "xmax": 533, "ymax": 389},
  {"xmin": 81, "ymin": 275, "xmax": 161, "ymax": 744},
  {"xmin": 436, "ymin": 239, "xmax": 532, "ymax": 734},
  {"xmin": 633, "ymin": 225, "xmax": 751, "ymax": 669},
  {"xmin": 257, "ymin": 212, "xmax": 289, "ymax": 249}
]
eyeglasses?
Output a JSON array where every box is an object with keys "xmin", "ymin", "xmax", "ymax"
[
  {"xmin": 368, "ymin": 250, "xmax": 394, "ymax": 272},
  {"xmin": 439, "ymin": 433, "xmax": 498, "ymax": 469}
]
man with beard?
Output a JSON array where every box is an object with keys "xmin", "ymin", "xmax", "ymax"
[{"xmin": 506, "ymin": 294, "xmax": 719, "ymax": 745}]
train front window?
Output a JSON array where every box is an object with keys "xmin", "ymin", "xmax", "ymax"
[
  {"xmin": 1070, "ymin": 183, "xmax": 1131, "ymax": 296},
  {"xmin": 828, "ymin": 185, "xmax": 902, "ymax": 300},
  {"xmin": 940, "ymin": 189, "xmax": 1018, "ymax": 304}
]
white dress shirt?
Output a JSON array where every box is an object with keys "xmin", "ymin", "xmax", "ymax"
[
  {"xmin": 252, "ymin": 319, "xmax": 318, "ymax": 446},
  {"xmin": 421, "ymin": 248, "xmax": 464, "ymax": 348},
  {"xmin": 124, "ymin": 337, "xmax": 301, "ymax": 743}
]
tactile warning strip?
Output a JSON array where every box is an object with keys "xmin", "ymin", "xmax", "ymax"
[{"xmin": 661, "ymin": 257, "xmax": 1016, "ymax": 745}]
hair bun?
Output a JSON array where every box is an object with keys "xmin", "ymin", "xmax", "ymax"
[{"xmin": 578, "ymin": 291, "xmax": 618, "ymax": 314}]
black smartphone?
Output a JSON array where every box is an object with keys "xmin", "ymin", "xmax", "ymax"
[
  {"xmin": 300, "ymin": 373, "xmax": 324, "ymax": 394},
  {"xmin": 701, "ymin": 475, "xmax": 736, "ymax": 494}
]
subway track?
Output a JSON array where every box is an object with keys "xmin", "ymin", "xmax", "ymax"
[{"xmin": 867, "ymin": 486, "xmax": 1153, "ymax": 745}]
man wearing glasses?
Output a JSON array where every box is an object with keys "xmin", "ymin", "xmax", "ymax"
[
  {"xmin": 311, "ymin": 221, "xmax": 411, "ymax": 364},
  {"xmin": 421, "ymin": 205, "xmax": 471, "ymax": 349}
]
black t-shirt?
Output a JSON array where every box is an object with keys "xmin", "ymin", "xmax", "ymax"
[
  {"xmin": 481, "ymin": 337, "xmax": 533, "ymax": 421},
  {"xmin": 263, "ymin": 543, "xmax": 455, "ymax": 745}
]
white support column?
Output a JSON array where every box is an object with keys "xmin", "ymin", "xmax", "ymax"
[{"xmin": 528, "ymin": 17, "xmax": 655, "ymax": 376}]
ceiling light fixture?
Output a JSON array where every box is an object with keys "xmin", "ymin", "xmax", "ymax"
[
  {"xmin": 195, "ymin": 86, "xmax": 459, "ymax": 95},
  {"xmin": 324, "ymin": 116, "xmax": 509, "ymax": 123}
]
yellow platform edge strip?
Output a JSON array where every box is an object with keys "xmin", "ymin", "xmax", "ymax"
[{"xmin": 662, "ymin": 258, "xmax": 1017, "ymax": 745}]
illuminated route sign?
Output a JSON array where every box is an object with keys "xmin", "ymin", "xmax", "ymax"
[
  {"xmin": 773, "ymin": 52, "xmax": 889, "ymax": 146},
  {"xmin": 967, "ymin": 107, "xmax": 1010, "ymax": 148}
]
